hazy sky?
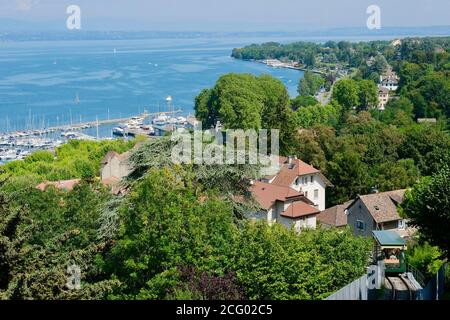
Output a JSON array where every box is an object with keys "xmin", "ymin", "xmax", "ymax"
[{"xmin": 0, "ymin": 0, "xmax": 449, "ymax": 31}]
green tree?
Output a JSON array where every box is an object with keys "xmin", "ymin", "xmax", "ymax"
[
  {"xmin": 194, "ymin": 73, "xmax": 264, "ymax": 130},
  {"xmin": 233, "ymin": 222, "xmax": 371, "ymax": 299},
  {"xmin": 401, "ymin": 167, "xmax": 450, "ymax": 257},
  {"xmin": 291, "ymin": 96, "xmax": 318, "ymax": 110},
  {"xmin": 371, "ymin": 55, "xmax": 389, "ymax": 74},
  {"xmin": 398, "ymin": 125, "xmax": 450, "ymax": 176},
  {"xmin": 374, "ymin": 159, "xmax": 420, "ymax": 191},
  {"xmin": 406, "ymin": 243, "xmax": 447, "ymax": 279},
  {"xmin": 105, "ymin": 167, "xmax": 238, "ymax": 299},
  {"xmin": 0, "ymin": 181, "xmax": 118, "ymax": 299},
  {"xmin": 378, "ymin": 97, "xmax": 415, "ymax": 126},
  {"xmin": 294, "ymin": 103, "xmax": 339, "ymax": 129},
  {"xmin": 297, "ymin": 71, "xmax": 324, "ymax": 96},
  {"xmin": 332, "ymin": 79, "xmax": 359, "ymax": 111},
  {"xmin": 194, "ymin": 73, "xmax": 298, "ymax": 155},
  {"xmin": 326, "ymin": 150, "xmax": 372, "ymax": 205},
  {"xmin": 357, "ymin": 80, "xmax": 378, "ymax": 110},
  {"xmin": 409, "ymin": 73, "xmax": 450, "ymax": 118}
]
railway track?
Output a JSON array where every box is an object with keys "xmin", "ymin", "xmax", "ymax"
[{"xmin": 386, "ymin": 275, "xmax": 415, "ymax": 300}]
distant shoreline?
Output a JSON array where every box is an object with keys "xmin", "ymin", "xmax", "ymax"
[
  {"xmin": 234, "ymin": 58, "xmax": 325, "ymax": 75},
  {"xmin": 1, "ymin": 27, "xmax": 450, "ymax": 42}
]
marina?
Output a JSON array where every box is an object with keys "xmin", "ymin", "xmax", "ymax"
[{"xmin": 0, "ymin": 106, "xmax": 197, "ymax": 164}]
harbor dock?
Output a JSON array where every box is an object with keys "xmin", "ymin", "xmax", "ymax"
[{"xmin": 0, "ymin": 109, "xmax": 185, "ymax": 163}]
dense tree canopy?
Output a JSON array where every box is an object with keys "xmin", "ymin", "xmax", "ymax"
[
  {"xmin": 294, "ymin": 111, "xmax": 449, "ymax": 206},
  {"xmin": 401, "ymin": 167, "xmax": 450, "ymax": 257},
  {"xmin": 194, "ymin": 73, "xmax": 298, "ymax": 155},
  {"xmin": 297, "ymin": 71, "xmax": 325, "ymax": 96},
  {"xmin": 0, "ymin": 181, "xmax": 119, "ymax": 299},
  {"xmin": 332, "ymin": 79, "xmax": 360, "ymax": 110}
]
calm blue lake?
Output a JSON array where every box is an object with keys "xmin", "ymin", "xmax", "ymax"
[{"xmin": 0, "ymin": 36, "xmax": 304, "ymax": 136}]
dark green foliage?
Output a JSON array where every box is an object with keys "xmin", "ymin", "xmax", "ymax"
[
  {"xmin": 291, "ymin": 95, "xmax": 319, "ymax": 110},
  {"xmin": 1, "ymin": 36, "xmax": 449, "ymax": 301},
  {"xmin": 297, "ymin": 71, "xmax": 324, "ymax": 96},
  {"xmin": 294, "ymin": 110, "xmax": 448, "ymax": 206},
  {"xmin": 194, "ymin": 73, "xmax": 298, "ymax": 155},
  {"xmin": 127, "ymin": 136, "xmax": 261, "ymax": 205},
  {"xmin": 398, "ymin": 125, "xmax": 450, "ymax": 176},
  {"xmin": 105, "ymin": 167, "xmax": 239, "ymax": 299},
  {"xmin": 406, "ymin": 243, "xmax": 447, "ymax": 280},
  {"xmin": 0, "ymin": 181, "xmax": 119, "ymax": 299},
  {"xmin": 294, "ymin": 103, "xmax": 340, "ymax": 129},
  {"xmin": 332, "ymin": 79, "xmax": 360, "ymax": 110},
  {"xmin": 401, "ymin": 167, "xmax": 450, "ymax": 257},
  {"xmin": 233, "ymin": 223, "xmax": 371, "ymax": 299}
]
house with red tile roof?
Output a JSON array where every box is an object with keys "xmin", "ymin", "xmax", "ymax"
[
  {"xmin": 249, "ymin": 180, "xmax": 320, "ymax": 232},
  {"xmin": 261, "ymin": 156, "xmax": 332, "ymax": 211}
]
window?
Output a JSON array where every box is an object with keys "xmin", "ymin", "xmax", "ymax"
[
  {"xmin": 310, "ymin": 176, "xmax": 314, "ymax": 183},
  {"xmin": 356, "ymin": 220, "xmax": 366, "ymax": 231},
  {"xmin": 305, "ymin": 191, "xmax": 308, "ymax": 198},
  {"xmin": 314, "ymin": 189, "xmax": 319, "ymax": 199}
]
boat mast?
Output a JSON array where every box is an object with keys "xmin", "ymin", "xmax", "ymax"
[{"xmin": 96, "ymin": 116, "xmax": 99, "ymax": 140}]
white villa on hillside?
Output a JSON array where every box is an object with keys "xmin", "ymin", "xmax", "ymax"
[
  {"xmin": 250, "ymin": 180, "xmax": 320, "ymax": 232},
  {"xmin": 380, "ymin": 69, "xmax": 399, "ymax": 91},
  {"xmin": 261, "ymin": 156, "xmax": 332, "ymax": 211},
  {"xmin": 248, "ymin": 156, "xmax": 332, "ymax": 231}
]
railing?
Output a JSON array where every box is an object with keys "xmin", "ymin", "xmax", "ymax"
[
  {"xmin": 407, "ymin": 264, "xmax": 426, "ymax": 288},
  {"xmin": 415, "ymin": 264, "xmax": 447, "ymax": 300}
]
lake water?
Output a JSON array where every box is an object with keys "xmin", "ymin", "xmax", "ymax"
[{"xmin": 0, "ymin": 36, "xmax": 304, "ymax": 136}]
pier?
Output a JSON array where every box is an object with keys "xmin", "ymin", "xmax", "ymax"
[
  {"xmin": 1, "ymin": 109, "xmax": 187, "ymax": 163},
  {"xmin": 1, "ymin": 109, "xmax": 184, "ymax": 138}
]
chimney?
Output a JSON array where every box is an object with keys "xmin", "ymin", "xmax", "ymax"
[{"xmin": 288, "ymin": 156, "xmax": 293, "ymax": 164}]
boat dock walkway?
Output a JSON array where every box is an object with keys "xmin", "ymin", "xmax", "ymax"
[
  {"xmin": 50, "ymin": 109, "xmax": 184, "ymax": 131},
  {"xmin": 2, "ymin": 110, "xmax": 184, "ymax": 138}
]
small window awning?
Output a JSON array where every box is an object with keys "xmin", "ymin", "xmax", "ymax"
[{"xmin": 373, "ymin": 230, "xmax": 406, "ymax": 249}]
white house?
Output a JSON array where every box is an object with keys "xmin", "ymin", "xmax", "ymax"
[
  {"xmin": 250, "ymin": 180, "xmax": 320, "ymax": 232},
  {"xmin": 379, "ymin": 70, "xmax": 399, "ymax": 91},
  {"xmin": 261, "ymin": 156, "xmax": 332, "ymax": 211},
  {"xmin": 377, "ymin": 86, "xmax": 390, "ymax": 110}
]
